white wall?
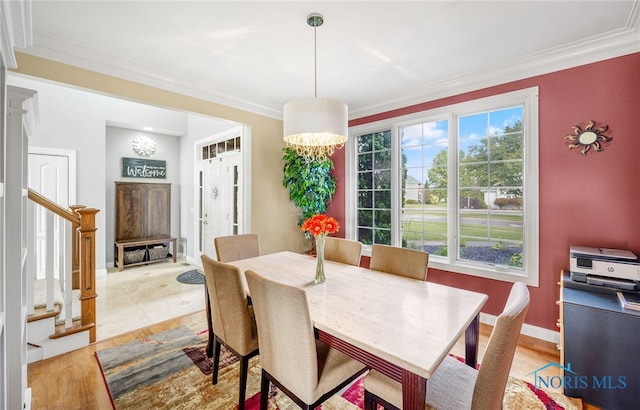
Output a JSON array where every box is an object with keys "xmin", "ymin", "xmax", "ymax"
[{"xmin": 8, "ymin": 73, "xmax": 239, "ymax": 272}]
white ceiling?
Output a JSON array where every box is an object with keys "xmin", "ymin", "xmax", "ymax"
[{"xmin": 21, "ymin": 1, "xmax": 640, "ymax": 120}]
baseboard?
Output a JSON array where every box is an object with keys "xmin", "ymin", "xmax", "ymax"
[
  {"xmin": 24, "ymin": 388, "xmax": 32, "ymax": 410},
  {"xmin": 182, "ymin": 254, "xmax": 197, "ymax": 265},
  {"xmin": 479, "ymin": 312, "xmax": 559, "ymax": 344}
]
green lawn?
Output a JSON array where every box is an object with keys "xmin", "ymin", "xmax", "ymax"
[{"xmin": 401, "ymin": 203, "xmax": 523, "ymax": 244}]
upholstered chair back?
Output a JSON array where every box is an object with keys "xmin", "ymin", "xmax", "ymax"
[
  {"xmin": 324, "ymin": 237, "xmax": 363, "ymax": 266},
  {"xmin": 215, "ymin": 233, "xmax": 260, "ymax": 262},
  {"xmin": 244, "ymin": 269, "xmax": 320, "ymax": 404},
  {"xmin": 369, "ymin": 244, "xmax": 429, "ymax": 280},
  {"xmin": 201, "ymin": 254, "xmax": 258, "ymax": 356},
  {"xmin": 472, "ymin": 281, "xmax": 530, "ymax": 409}
]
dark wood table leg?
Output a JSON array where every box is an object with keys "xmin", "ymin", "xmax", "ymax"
[
  {"xmin": 465, "ymin": 314, "xmax": 480, "ymax": 368},
  {"xmin": 402, "ymin": 370, "xmax": 426, "ymax": 410}
]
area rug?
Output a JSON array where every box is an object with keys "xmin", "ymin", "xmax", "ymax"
[
  {"xmin": 96, "ymin": 321, "xmax": 583, "ymax": 410},
  {"xmin": 176, "ymin": 269, "xmax": 205, "ymax": 285}
]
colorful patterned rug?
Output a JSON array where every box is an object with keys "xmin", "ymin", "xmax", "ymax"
[{"xmin": 96, "ymin": 320, "xmax": 583, "ymax": 409}]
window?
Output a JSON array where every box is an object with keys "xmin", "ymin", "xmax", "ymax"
[{"xmin": 347, "ymin": 88, "xmax": 539, "ymax": 285}]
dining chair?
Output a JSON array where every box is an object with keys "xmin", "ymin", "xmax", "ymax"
[
  {"xmin": 324, "ymin": 236, "xmax": 363, "ymax": 266},
  {"xmin": 214, "ymin": 233, "xmax": 261, "ymax": 262},
  {"xmin": 244, "ymin": 269, "xmax": 368, "ymax": 410},
  {"xmin": 205, "ymin": 233, "xmax": 261, "ymax": 357},
  {"xmin": 363, "ymin": 281, "xmax": 530, "ymax": 410},
  {"xmin": 201, "ymin": 254, "xmax": 259, "ymax": 410},
  {"xmin": 369, "ymin": 244, "xmax": 429, "ymax": 280}
]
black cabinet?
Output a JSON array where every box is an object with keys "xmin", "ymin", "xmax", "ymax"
[{"xmin": 561, "ymin": 277, "xmax": 640, "ymax": 409}]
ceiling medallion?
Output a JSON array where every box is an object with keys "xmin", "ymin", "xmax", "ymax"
[
  {"xmin": 132, "ymin": 135, "xmax": 157, "ymax": 157},
  {"xmin": 565, "ymin": 120, "xmax": 612, "ymax": 155}
]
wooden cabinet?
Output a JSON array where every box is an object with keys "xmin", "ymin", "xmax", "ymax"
[
  {"xmin": 560, "ymin": 272, "xmax": 640, "ymax": 409},
  {"xmin": 115, "ymin": 182, "xmax": 171, "ymax": 241},
  {"xmin": 115, "ymin": 182, "xmax": 174, "ymax": 270}
]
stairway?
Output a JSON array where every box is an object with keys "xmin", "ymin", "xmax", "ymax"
[{"xmin": 27, "ymin": 279, "xmax": 88, "ymax": 362}]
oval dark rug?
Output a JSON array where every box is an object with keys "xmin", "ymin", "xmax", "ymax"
[{"xmin": 176, "ymin": 269, "xmax": 205, "ymax": 285}]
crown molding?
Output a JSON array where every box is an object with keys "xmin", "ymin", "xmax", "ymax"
[
  {"xmin": 23, "ymin": 31, "xmax": 283, "ymax": 119},
  {"xmin": 0, "ymin": 0, "xmax": 32, "ymax": 68},
  {"xmin": 350, "ymin": 4, "xmax": 640, "ymax": 119}
]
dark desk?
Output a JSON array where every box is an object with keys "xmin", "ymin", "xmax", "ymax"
[{"xmin": 561, "ymin": 275, "xmax": 640, "ymax": 409}]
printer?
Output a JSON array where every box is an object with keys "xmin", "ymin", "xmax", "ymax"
[{"xmin": 569, "ymin": 246, "xmax": 640, "ymax": 290}]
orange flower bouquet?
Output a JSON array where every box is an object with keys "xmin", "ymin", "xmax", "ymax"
[
  {"xmin": 301, "ymin": 214, "xmax": 340, "ymax": 237},
  {"xmin": 301, "ymin": 214, "xmax": 340, "ymax": 283}
]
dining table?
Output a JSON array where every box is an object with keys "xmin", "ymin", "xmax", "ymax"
[{"xmin": 229, "ymin": 250, "xmax": 488, "ymax": 410}]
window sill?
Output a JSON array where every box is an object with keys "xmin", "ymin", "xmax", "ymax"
[
  {"xmin": 428, "ymin": 259, "xmax": 538, "ymax": 286},
  {"xmin": 361, "ymin": 246, "xmax": 538, "ymax": 286}
]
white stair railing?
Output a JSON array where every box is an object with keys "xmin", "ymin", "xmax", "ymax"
[
  {"xmin": 60, "ymin": 216, "xmax": 73, "ymax": 328},
  {"xmin": 27, "ymin": 200, "xmax": 75, "ymax": 327},
  {"xmin": 26, "ymin": 200, "xmax": 35, "ymax": 316}
]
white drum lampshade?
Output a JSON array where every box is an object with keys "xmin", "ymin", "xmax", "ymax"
[{"xmin": 283, "ymin": 97, "xmax": 348, "ymax": 160}]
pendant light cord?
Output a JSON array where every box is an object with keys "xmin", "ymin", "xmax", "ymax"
[{"xmin": 313, "ymin": 20, "xmax": 318, "ymax": 98}]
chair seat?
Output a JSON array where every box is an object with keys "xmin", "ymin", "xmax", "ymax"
[
  {"xmin": 363, "ymin": 356, "xmax": 478, "ymax": 410},
  {"xmin": 314, "ymin": 340, "xmax": 368, "ymax": 402}
]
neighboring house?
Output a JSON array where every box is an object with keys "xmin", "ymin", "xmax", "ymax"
[{"xmin": 404, "ymin": 175, "xmax": 423, "ymax": 203}]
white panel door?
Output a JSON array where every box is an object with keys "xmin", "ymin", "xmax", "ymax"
[
  {"xmin": 28, "ymin": 152, "xmax": 70, "ymax": 279},
  {"xmin": 28, "ymin": 153, "xmax": 69, "ymax": 206},
  {"xmin": 202, "ymin": 155, "xmax": 235, "ymax": 259}
]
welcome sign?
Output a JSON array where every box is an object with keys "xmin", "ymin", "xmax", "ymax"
[{"xmin": 122, "ymin": 157, "xmax": 167, "ymax": 179}]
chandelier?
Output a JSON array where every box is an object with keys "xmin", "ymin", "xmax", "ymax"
[{"xmin": 283, "ymin": 13, "xmax": 348, "ymax": 161}]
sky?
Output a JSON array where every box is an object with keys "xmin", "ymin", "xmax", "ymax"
[{"xmin": 401, "ymin": 106, "xmax": 523, "ymax": 184}]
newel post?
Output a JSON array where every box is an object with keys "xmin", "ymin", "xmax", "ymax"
[{"xmin": 75, "ymin": 207, "xmax": 99, "ymax": 342}]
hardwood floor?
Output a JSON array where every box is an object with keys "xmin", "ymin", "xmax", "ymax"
[
  {"xmin": 27, "ymin": 311, "xmax": 599, "ymax": 410},
  {"xmin": 28, "ymin": 312, "xmax": 202, "ymax": 409}
]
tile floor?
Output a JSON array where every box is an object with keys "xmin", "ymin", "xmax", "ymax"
[{"xmin": 96, "ymin": 258, "xmax": 206, "ymax": 340}]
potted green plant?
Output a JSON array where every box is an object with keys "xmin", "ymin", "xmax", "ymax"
[{"xmin": 282, "ymin": 147, "xmax": 337, "ymax": 248}]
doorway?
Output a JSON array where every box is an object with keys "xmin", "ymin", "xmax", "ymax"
[
  {"xmin": 195, "ymin": 126, "xmax": 250, "ymax": 261},
  {"xmin": 27, "ymin": 147, "xmax": 76, "ymax": 279}
]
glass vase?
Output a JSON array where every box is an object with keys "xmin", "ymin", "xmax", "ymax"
[{"xmin": 314, "ymin": 234, "xmax": 326, "ymax": 284}]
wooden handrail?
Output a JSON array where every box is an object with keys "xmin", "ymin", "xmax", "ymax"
[
  {"xmin": 28, "ymin": 188, "xmax": 80, "ymax": 224},
  {"xmin": 28, "ymin": 188, "xmax": 99, "ymax": 343}
]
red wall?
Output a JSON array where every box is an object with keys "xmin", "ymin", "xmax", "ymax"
[{"xmin": 327, "ymin": 52, "xmax": 640, "ymax": 331}]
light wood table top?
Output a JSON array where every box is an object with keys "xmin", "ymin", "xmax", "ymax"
[{"xmin": 231, "ymin": 250, "xmax": 488, "ymax": 409}]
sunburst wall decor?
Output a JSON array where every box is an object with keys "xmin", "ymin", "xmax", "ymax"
[
  {"xmin": 565, "ymin": 120, "xmax": 612, "ymax": 155},
  {"xmin": 132, "ymin": 135, "xmax": 157, "ymax": 157}
]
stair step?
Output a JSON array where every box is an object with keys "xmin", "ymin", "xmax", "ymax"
[
  {"xmin": 27, "ymin": 305, "xmax": 61, "ymax": 323},
  {"xmin": 27, "ymin": 343, "xmax": 43, "ymax": 363},
  {"xmin": 50, "ymin": 321, "xmax": 94, "ymax": 339},
  {"xmin": 41, "ymin": 330, "xmax": 90, "ymax": 359},
  {"xmin": 33, "ymin": 279, "xmax": 81, "ymax": 325}
]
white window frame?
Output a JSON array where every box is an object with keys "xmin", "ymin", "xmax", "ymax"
[{"xmin": 347, "ymin": 87, "xmax": 539, "ymax": 286}]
